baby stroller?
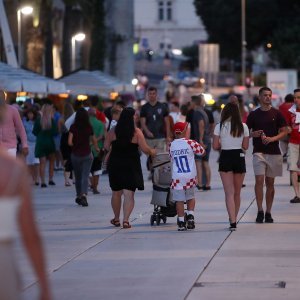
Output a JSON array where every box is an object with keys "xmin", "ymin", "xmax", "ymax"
[{"xmin": 150, "ymin": 152, "xmax": 177, "ymax": 226}]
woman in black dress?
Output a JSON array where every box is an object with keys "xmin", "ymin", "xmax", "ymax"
[{"xmin": 104, "ymin": 107, "xmax": 156, "ymax": 228}]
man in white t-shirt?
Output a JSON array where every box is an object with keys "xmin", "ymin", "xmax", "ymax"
[{"xmin": 169, "ymin": 122, "xmax": 205, "ymax": 231}]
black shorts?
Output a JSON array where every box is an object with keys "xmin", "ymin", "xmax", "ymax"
[
  {"xmin": 90, "ymin": 156, "xmax": 102, "ymax": 175},
  {"xmin": 219, "ymin": 149, "xmax": 246, "ymax": 173}
]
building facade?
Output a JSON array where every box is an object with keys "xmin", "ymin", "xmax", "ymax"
[{"xmin": 134, "ymin": 0, "xmax": 207, "ymax": 55}]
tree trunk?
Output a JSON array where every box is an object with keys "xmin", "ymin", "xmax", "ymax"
[
  {"xmin": 62, "ymin": 4, "xmax": 72, "ymax": 75},
  {"xmin": 40, "ymin": 0, "xmax": 53, "ymax": 77},
  {"xmin": 89, "ymin": 0, "xmax": 106, "ymax": 70}
]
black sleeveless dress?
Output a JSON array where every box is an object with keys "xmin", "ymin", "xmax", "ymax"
[{"xmin": 108, "ymin": 140, "xmax": 144, "ymax": 191}]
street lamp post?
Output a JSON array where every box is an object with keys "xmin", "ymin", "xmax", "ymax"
[
  {"xmin": 17, "ymin": 6, "xmax": 33, "ymax": 67},
  {"xmin": 71, "ymin": 33, "xmax": 86, "ymax": 71},
  {"xmin": 241, "ymin": 0, "xmax": 246, "ymax": 86}
]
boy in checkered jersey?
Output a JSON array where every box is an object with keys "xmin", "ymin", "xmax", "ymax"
[{"xmin": 169, "ymin": 122, "xmax": 205, "ymax": 231}]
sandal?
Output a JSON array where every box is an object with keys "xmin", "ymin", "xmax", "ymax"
[
  {"xmin": 110, "ymin": 218, "xmax": 121, "ymax": 227},
  {"xmin": 122, "ymin": 221, "xmax": 132, "ymax": 229}
]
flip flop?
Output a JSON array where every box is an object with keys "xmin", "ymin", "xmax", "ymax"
[
  {"xmin": 122, "ymin": 221, "xmax": 132, "ymax": 229},
  {"xmin": 110, "ymin": 218, "xmax": 120, "ymax": 227}
]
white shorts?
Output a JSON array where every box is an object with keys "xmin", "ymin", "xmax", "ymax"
[
  {"xmin": 6, "ymin": 148, "xmax": 16, "ymax": 157},
  {"xmin": 26, "ymin": 142, "xmax": 39, "ymax": 165},
  {"xmin": 171, "ymin": 187, "xmax": 195, "ymax": 202},
  {"xmin": 287, "ymin": 143, "xmax": 300, "ymax": 172}
]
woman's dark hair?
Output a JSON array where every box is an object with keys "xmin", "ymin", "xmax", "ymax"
[
  {"xmin": 74, "ymin": 107, "xmax": 91, "ymax": 130},
  {"xmin": 24, "ymin": 107, "xmax": 38, "ymax": 121},
  {"xmin": 115, "ymin": 107, "xmax": 135, "ymax": 143},
  {"xmin": 220, "ymin": 102, "xmax": 244, "ymax": 137}
]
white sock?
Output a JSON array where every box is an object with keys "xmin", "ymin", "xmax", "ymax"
[
  {"xmin": 188, "ymin": 211, "xmax": 194, "ymax": 216},
  {"xmin": 178, "ymin": 217, "xmax": 185, "ymax": 222}
]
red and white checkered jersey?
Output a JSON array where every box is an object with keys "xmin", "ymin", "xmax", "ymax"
[{"xmin": 169, "ymin": 138, "xmax": 205, "ymax": 190}]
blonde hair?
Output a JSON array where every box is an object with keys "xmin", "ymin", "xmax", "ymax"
[
  {"xmin": 40, "ymin": 104, "xmax": 53, "ymax": 130},
  {"xmin": 0, "ymin": 90, "xmax": 7, "ymax": 103}
]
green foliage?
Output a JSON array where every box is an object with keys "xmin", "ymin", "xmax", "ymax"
[{"xmin": 193, "ymin": 0, "xmax": 300, "ymax": 68}]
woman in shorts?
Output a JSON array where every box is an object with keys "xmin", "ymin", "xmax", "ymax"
[{"xmin": 213, "ymin": 103, "xmax": 249, "ymax": 231}]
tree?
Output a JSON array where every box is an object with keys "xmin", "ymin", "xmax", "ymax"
[
  {"xmin": 21, "ymin": 0, "xmax": 54, "ymax": 76},
  {"xmin": 62, "ymin": 0, "xmax": 106, "ymax": 74},
  {"xmin": 89, "ymin": 0, "xmax": 106, "ymax": 70},
  {"xmin": 193, "ymin": 0, "xmax": 300, "ymax": 68}
]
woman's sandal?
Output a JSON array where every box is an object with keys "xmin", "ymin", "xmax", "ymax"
[
  {"xmin": 110, "ymin": 218, "xmax": 121, "ymax": 227},
  {"xmin": 122, "ymin": 221, "xmax": 132, "ymax": 229}
]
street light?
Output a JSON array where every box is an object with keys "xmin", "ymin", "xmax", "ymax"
[
  {"xmin": 241, "ymin": 0, "xmax": 246, "ymax": 86},
  {"xmin": 17, "ymin": 5, "xmax": 33, "ymax": 67},
  {"xmin": 71, "ymin": 33, "xmax": 86, "ymax": 71}
]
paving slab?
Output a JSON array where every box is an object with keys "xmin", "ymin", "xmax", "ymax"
[{"xmin": 14, "ymin": 149, "xmax": 300, "ymax": 300}]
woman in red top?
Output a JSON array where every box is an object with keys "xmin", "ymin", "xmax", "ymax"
[{"xmin": 68, "ymin": 108, "xmax": 99, "ymax": 207}]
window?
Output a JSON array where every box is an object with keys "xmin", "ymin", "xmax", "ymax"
[
  {"xmin": 159, "ymin": 1, "xmax": 164, "ymax": 21},
  {"xmin": 158, "ymin": 0, "xmax": 173, "ymax": 21},
  {"xmin": 167, "ymin": 1, "xmax": 172, "ymax": 21}
]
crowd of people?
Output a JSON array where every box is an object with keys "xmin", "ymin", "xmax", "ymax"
[{"xmin": 0, "ymin": 84, "xmax": 299, "ymax": 297}]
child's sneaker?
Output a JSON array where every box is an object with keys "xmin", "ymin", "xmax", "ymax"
[
  {"xmin": 177, "ymin": 221, "xmax": 187, "ymax": 231},
  {"xmin": 186, "ymin": 214, "xmax": 195, "ymax": 229}
]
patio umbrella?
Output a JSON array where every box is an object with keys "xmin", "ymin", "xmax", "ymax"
[
  {"xmin": 0, "ymin": 62, "xmax": 66, "ymax": 94},
  {"xmin": 58, "ymin": 70, "xmax": 134, "ymax": 97}
]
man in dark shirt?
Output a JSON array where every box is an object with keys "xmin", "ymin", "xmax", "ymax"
[
  {"xmin": 140, "ymin": 86, "xmax": 170, "ymax": 152},
  {"xmin": 190, "ymin": 94, "xmax": 211, "ymax": 190},
  {"xmin": 246, "ymin": 87, "xmax": 287, "ymax": 223}
]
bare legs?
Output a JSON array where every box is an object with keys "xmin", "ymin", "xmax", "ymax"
[
  {"xmin": 195, "ymin": 160, "xmax": 211, "ymax": 188},
  {"xmin": 123, "ymin": 190, "xmax": 135, "ymax": 223},
  {"xmin": 111, "ymin": 191, "xmax": 122, "ymax": 221},
  {"xmin": 202, "ymin": 161, "xmax": 211, "ymax": 188},
  {"xmin": 265, "ymin": 177, "xmax": 275, "ymax": 213},
  {"xmin": 255, "ymin": 175, "xmax": 264, "ymax": 211},
  {"xmin": 291, "ymin": 171, "xmax": 300, "ymax": 198},
  {"xmin": 255, "ymin": 175, "xmax": 275, "ymax": 213},
  {"xmin": 48, "ymin": 154, "xmax": 55, "ymax": 182},
  {"xmin": 28, "ymin": 164, "xmax": 39, "ymax": 184},
  {"xmin": 39, "ymin": 157, "xmax": 47, "ymax": 185},
  {"xmin": 91, "ymin": 175, "xmax": 100, "ymax": 193},
  {"xmin": 195, "ymin": 160, "xmax": 202, "ymax": 186},
  {"xmin": 111, "ymin": 189, "xmax": 135, "ymax": 226},
  {"xmin": 176, "ymin": 198, "xmax": 195, "ymax": 218},
  {"xmin": 220, "ymin": 172, "xmax": 245, "ymax": 223}
]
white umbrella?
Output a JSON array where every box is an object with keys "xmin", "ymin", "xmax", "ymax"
[
  {"xmin": 58, "ymin": 70, "xmax": 134, "ymax": 97},
  {"xmin": 0, "ymin": 62, "xmax": 66, "ymax": 94}
]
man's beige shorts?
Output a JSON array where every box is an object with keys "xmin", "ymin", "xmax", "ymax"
[
  {"xmin": 253, "ymin": 153, "xmax": 283, "ymax": 177},
  {"xmin": 287, "ymin": 143, "xmax": 300, "ymax": 172}
]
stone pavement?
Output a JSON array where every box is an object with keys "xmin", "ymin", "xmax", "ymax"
[{"xmin": 17, "ymin": 149, "xmax": 300, "ymax": 300}]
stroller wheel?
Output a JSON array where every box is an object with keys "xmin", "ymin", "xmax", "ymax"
[
  {"xmin": 156, "ymin": 214, "xmax": 161, "ymax": 226},
  {"xmin": 150, "ymin": 215, "xmax": 155, "ymax": 226},
  {"xmin": 162, "ymin": 215, "xmax": 167, "ymax": 224}
]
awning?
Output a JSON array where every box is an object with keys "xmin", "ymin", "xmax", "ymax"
[
  {"xmin": 58, "ymin": 70, "xmax": 134, "ymax": 97},
  {"xmin": 0, "ymin": 62, "xmax": 66, "ymax": 94}
]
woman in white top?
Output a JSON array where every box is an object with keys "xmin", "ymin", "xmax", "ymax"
[
  {"xmin": 0, "ymin": 148, "xmax": 51, "ymax": 300},
  {"xmin": 213, "ymin": 102, "xmax": 250, "ymax": 231}
]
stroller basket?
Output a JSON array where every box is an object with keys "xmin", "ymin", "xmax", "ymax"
[{"xmin": 150, "ymin": 153, "xmax": 177, "ymax": 225}]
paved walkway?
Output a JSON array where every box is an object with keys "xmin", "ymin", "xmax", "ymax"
[{"xmin": 17, "ymin": 149, "xmax": 300, "ymax": 300}]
